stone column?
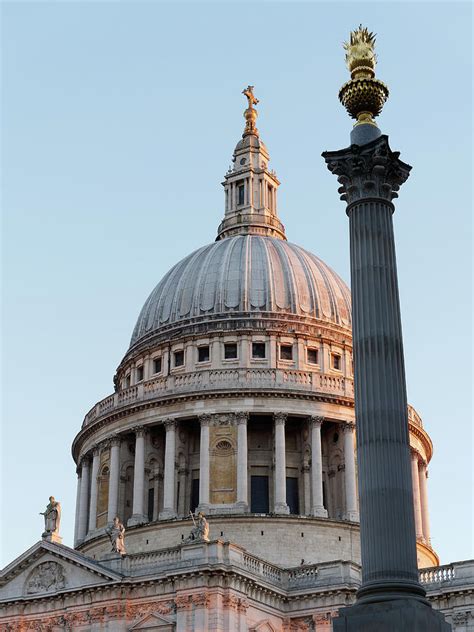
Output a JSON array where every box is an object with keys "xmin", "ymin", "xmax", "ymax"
[
  {"xmin": 419, "ymin": 463, "xmax": 431, "ymax": 544},
  {"xmin": 236, "ymin": 412, "xmax": 249, "ymax": 510},
  {"xmin": 310, "ymin": 416, "xmax": 328, "ymax": 517},
  {"xmin": 128, "ymin": 427, "xmax": 147, "ymax": 526},
  {"xmin": 198, "ymin": 414, "xmax": 211, "ymax": 512},
  {"xmin": 302, "ymin": 463, "xmax": 311, "ymax": 515},
  {"xmin": 160, "ymin": 419, "xmax": 177, "ymax": 519},
  {"xmin": 77, "ymin": 457, "xmax": 90, "ymax": 542},
  {"xmin": 274, "ymin": 412, "xmax": 289, "ymax": 514},
  {"xmin": 343, "ymin": 422, "xmax": 359, "ymax": 522},
  {"xmin": 74, "ymin": 469, "xmax": 82, "ymax": 546},
  {"xmin": 324, "ymin": 135, "xmax": 436, "ymax": 612},
  {"xmin": 107, "ymin": 436, "xmax": 121, "ymax": 523},
  {"xmin": 192, "ymin": 593, "xmax": 210, "ymax": 632},
  {"xmin": 411, "ymin": 450, "xmax": 424, "ymax": 541},
  {"xmin": 88, "ymin": 446, "xmax": 100, "ymax": 532}
]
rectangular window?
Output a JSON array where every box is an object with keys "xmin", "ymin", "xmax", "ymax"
[
  {"xmin": 286, "ymin": 477, "xmax": 300, "ymax": 515},
  {"xmin": 332, "ymin": 353, "xmax": 342, "ymax": 370},
  {"xmin": 251, "ymin": 475, "xmax": 269, "ymax": 513},
  {"xmin": 153, "ymin": 357, "xmax": 162, "ymax": 374},
  {"xmin": 224, "ymin": 343, "xmax": 238, "ymax": 359},
  {"xmin": 125, "ymin": 375, "xmax": 131, "ymax": 388},
  {"xmin": 267, "ymin": 185, "xmax": 272, "ymax": 210},
  {"xmin": 190, "ymin": 478, "xmax": 200, "ymax": 513},
  {"xmin": 307, "ymin": 348, "xmax": 318, "ymax": 365},
  {"xmin": 280, "ymin": 344, "xmax": 293, "ymax": 361},
  {"xmin": 174, "ymin": 350, "xmax": 184, "ymax": 367},
  {"xmin": 147, "ymin": 488, "xmax": 154, "ymax": 522},
  {"xmin": 252, "ymin": 342, "xmax": 266, "ymax": 359},
  {"xmin": 136, "ymin": 366, "xmax": 144, "ymax": 382},
  {"xmin": 198, "ymin": 346, "xmax": 210, "ymax": 363},
  {"xmin": 238, "ymin": 184, "xmax": 245, "ymax": 205}
]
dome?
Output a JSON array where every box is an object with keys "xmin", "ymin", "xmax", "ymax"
[{"xmin": 130, "ymin": 235, "xmax": 352, "ymax": 349}]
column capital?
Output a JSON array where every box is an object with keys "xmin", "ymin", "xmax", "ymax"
[
  {"xmin": 108, "ymin": 434, "xmax": 121, "ymax": 448},
  {"xmin": 92, "ymin": 444, "xmax": 101, "ymax": 457},
  {"xmin": 342, "ymin": 421, "xmax": 356, "ymax": 434},
  {"xmin": 79, "ymin": 454, "xmax": 91, "ymax": 468},
  {"xmin": 198, "ymin": 413, "xmax": 212, "ymax": 427},
  {"xmin": 410, "ymin": 447, "xmax": 420, "ymax": 461},
  {"xmin": 131, "ymin": 425, "xmax": 147, "ymax": 438},
  {"xmin": 322, "ymin": 135, "xmax": 411, "ymax": 208},
  {"xmin": 163, "ymin": 418, "xmax": 177, "ymax": 431},
  {"xmin": 235, "ymin": 412, "xmax": 249, "ymax": 425},
  {"xmin": 310, "ymin": 415, "xmax": 325, "ymax": 428},
  {"xmin": 274, "ymin": 412, "xmax": 287, "ymax": 426}
]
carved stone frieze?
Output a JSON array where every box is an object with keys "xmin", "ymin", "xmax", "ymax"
[
  {"xmin": 24, "ymin": 561, "xmax": 66, "ymax": 595},
  {"xmin": 192, "ymin": 592, "xmax": 210, "ymax": 607},
  {"xmin": 175, "ymin": 594, "xmax": 192, "ymax": 610},
  {"xmin": 322, "ymin": 135, "xmax": 411, "ymax": 207}
]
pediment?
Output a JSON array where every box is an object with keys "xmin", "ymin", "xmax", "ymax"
[
  {"xmin": 0, "ymin": 540, "xmax": 121, "ymax": 601},
  {"xmin": 249, "ymin": 620, "xmax": 278, "ymax": 632},
  {"xmin": 129, "ymin": 612, "xmax": 175, "ymax": 631}
]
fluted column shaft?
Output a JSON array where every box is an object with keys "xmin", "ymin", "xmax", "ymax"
[
  {"xmin": 274, "ymin": 412, "xmax": 289, "ymax": 514},
  {"xmin": 343, "ymin": 422, "xmax": 359, "ymax": 522},
  {"xmin": 77, "ymin": 458, "xmax": 90, "ymax": 541},
  {"xmin": 411, "ymin": 450, "xmax": 424, "ymax": 540},
  {"xmin": 107, "ymin": 438, "xmax": 121, "ymax": 523},
  {"xmin": 74, "ymin": 470, "xmax": 82, "ymax": 545},
  {"xmin": 323, "ymin": 136, "xmax": 423, "ymax": 603},
  {"xmin": 310, "ymin": 416, "xmax": 327, "ymax": 517},
  {"xmin": 161, "ymin": 420, "xmax": 177, "ymax": 519},
  {"xmin": 198, "ymin": 415, "xmax": 210, "ymax": 511},
  {"xmin": 419, "ymin": 463, "xmax": 431, "ymax": 543},
  {"xmin": 88, "ymin": 447, "xmax": 100, "ymax": 532},
  {"xmin": 129, "ymin": 427, "xmax": 147, "ymax": 525},
  {"xmin": 236, "ymin": 413, "xmax": 249, "ymax": 509}
]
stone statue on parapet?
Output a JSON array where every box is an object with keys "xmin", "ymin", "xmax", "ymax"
[
  {"xmin": 184, "ymin": 511, "xmax": 210, "ymax": 543},
  {"xmin": 40, "ymin": 496, "xmax": 62, "ymax": 543},
  {"xmin": 105, "ymin": 516, "xmax": 126, "ymax": 555}
]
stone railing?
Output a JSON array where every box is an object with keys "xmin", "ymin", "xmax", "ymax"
[
  {"xmin": 420, "ymin": 560, "xmax": 474, "ymax": 590},
  {"xmin": 420, "ymin": 565, "xmax": 455, "ymax": 585},
  {"xmin": 83, "ymin": 368, "xmax": 354, "ymax": 427},
  {"xmin": 408, "ymin": 404, "xmax": 423, "ymax": 428},
  {"xmin": 99, "ymin": 540, "xmax": 361, "ymax": 593}
]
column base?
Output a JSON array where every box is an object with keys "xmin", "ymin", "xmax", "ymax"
[
  {"xmin": 333, "ymin": 598, "xmax": 451, "ymax": 631},
  {"xmin": 345, "ymin": 510, "xmax": 360, "ymax": 522},
  {"xmin": 235, "ymin": 501, "xmax": 249, "ymax": 512},
  {"xmin": 159, "ymin": 509, "xmax": 177, "ymax": 520},
  {"xmin": 42, "ymin": 532, "xmax": 62, "ymax": 545},
  {"xmin": 311, "ymin": 506, "xmax": 328, "ymax": 518},
  {"xmin": 127, "ymin": 514, "xmax": 147, "ymax": 527},
  {"xmin": 274, "ymin": 503, "xmax": 290, "ymax": 515}
]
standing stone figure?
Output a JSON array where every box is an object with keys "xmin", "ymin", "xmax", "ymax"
[
  {"xmin": 105, "ymin": 516, "xmax": 126, "ymax": 555},
  {"xmin": 185, "ymin": 511, "xmax": 210, "ymax": 543},
  {"xmin": 40, "ymin": 497, "xmax": 61, "ymax": 536}
]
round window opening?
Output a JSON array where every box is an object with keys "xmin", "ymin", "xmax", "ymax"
[{"xmin": 215, "ymin": 440, "xmax": 233, "ymax": 451}]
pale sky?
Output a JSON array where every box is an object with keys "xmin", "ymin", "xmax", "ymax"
[{"xmin": 1, "ymin": 1, "xmax": 472, "ymax": 569}]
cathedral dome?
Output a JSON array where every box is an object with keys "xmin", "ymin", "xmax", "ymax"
[{"xmin": 129, "ymin": 235, "xmax": 352, "ymax": 349}]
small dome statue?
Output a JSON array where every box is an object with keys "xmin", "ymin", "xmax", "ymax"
[
  {"xmin": 40, "ymin": 496, "xmax": 62, "ymax": 543},
  {"xmin": 105, "ymin": 516, "xmax": 126, "ymax": 556},
  {"xmin": 184, "ymin": 511, "xmax": 210, "ymax": 543}
]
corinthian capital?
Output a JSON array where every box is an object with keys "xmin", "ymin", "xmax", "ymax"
[
  {"xmin": 235, "ymin": 412, "xmax": 249, "ymax": 426},
  {"xmin": 274, "ymin": 412, "xmax": 287, "ymax": 426},
  {"xmin": 322, "ymin": 136, "xmax": 411, "ymax": 207},
  {"xmin": 198, "ymin": 413, "xmax": 212, "ymax": 427},
  {"xmin": 163, "ymin": 418, "xmax": 176, "ymax": 432},
  {"xmin": 342, "ymin": 421, "xmax": 356, "ymax": 434},
  {"xmin": 310, "ymin": 415, "xmax": 325, "ymax": 428}
]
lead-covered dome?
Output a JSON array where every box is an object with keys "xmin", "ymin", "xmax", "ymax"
[{"xmin": 130, "ymin": 235, "xmax": 351, "ymax": 348}]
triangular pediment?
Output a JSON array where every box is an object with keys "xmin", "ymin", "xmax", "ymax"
[
  {"xmin": 0, "ymin": 540, "xmax": 121, "ymax": 601},
  {"xmin": 249, "ymin": 620, "xmax": 278, "ymax": 632},
  {"xmin": 129, "ymin": 611, "xmax": 175, "ymax": 630}
]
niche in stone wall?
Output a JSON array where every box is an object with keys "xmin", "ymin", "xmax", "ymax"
[{"xmin": 210, "ymin": 425, "xmax": 236, "ymax": 504}]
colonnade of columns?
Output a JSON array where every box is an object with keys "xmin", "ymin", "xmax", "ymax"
[
  {"xmin": 74, "ymin": 414, "xmax": 365, "ymax": 545},
  {"xmin": 411, "ymin": 449, "xmax": 431, "ymax": 544}
]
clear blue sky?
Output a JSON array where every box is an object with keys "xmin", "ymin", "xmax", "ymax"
[{"xmin": 2, "ymin": 2, "xmax": 472, "ymax": 568}]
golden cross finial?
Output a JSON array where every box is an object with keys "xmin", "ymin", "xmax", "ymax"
[
  {"xmin": 242, "ymin": 85, "xmax": 259, "ymax": 137},
  {"xmin": 242, "ymin": 85, "xmax": 259, "ymax": 109}
]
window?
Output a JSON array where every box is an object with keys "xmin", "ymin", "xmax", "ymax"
[
  {"xmin": 125, "ymin": 375, "xmax": 131, "ymax": 388},
  {"xmin": 307, "ymin": 348, "xmax": 318, "ymax": 365},
  {"xmin": 286, "ymin": 477, "xmax": 300, "ymax": 515},
  {"xmin": 174, "ymin": 350, "xmax": 184, "ymax": 367},
  {"xmin": 153, "ymin": 357, "xmax": 162, "ymax": 374},
  {"xmin": 267, "ymin": 185, "xmax": 272, "ymax": 209},
  {"xmin": 136, "ymin": 366, "xmax": 144, "ymax": 382},
  {"xmin": 280, "ymin": 344, "xmax": 293, "ymax": 361},
  {"xmin": 198, "ymin": 346, "xmax": 210, "ymax": 363},
  {"xmin": 238, "ymin": 184, "xmax": 245, "ymax": 205},
  {"xmin": 224, "ymin": 343, "xmax": 238, "ymax": 359},
  {"xmin": 251, "ymin": 475, "xmax": 269, "ymax": 513},
  {"xmin": 252, "ymin": 342, "xmax": 266, "ymax": 359},
  {"xmin": 332, "ymin": 353, "xmax": 342, "ymax": 370}
]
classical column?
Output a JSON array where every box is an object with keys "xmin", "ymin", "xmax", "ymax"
[
  {"xmin": 310, "ymin": 416, "xmax": 328, "ymax": 517},
  {"xmin": 107, "ymin": 436, "xmax": 121, "ymax": 523},
  {"xmin": 323, "ymin": 31, "xmax": 449, "ymax": 626},
  {"xmin": 343, "ymin": 422, "xmax": 359, "ymax": 522},
  {"xmin": 128, "ymin": 427, "xmax": 147, "ymax": 526},
  {"xmin": 160, "ymin": 419, "xmax": 177, "ymax": 519},
  {"xmin": 88, "ymin": 446, "xmax": 100, "ymax": 532},
  {"xmin": 198, "ymin": 414, "xmax": 211, "ymax": 512},
  {"xmin": 236, "ymin": 412, "xmax": 249, "ymax": 510},
  {"xmin": 74, "ymin": 468, "xmax": 82, "ymax": 546},
  {"xmin": 77, "ymin": 457, "xmax": 90, "ymax": 542},
  {"xmin": 274, "ymin": 412, "xmax": 289, "ymax": 514},
  {"xmin": 411, "ymin": 450, "xmax": 424, "ymax": 541},
  {"xmin": 419, "ymin": 462, "xmax": 431, "ymax": 544}
]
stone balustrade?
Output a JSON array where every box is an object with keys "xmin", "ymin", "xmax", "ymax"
[
  {"xmin": 419, "ymin": 560, "xmax": 474, "ymax": 589},
  {"xmin": 83, "ymin": 368, "xmax": 354, "ymax": 427}
]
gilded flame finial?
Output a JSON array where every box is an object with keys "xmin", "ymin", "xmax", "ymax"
[
  {"xmin": 242, "ymin": 85, "xmax": 259, "ymax": 137},
  {"xmin": 339, "ymin": 25, "xmax": 389, "ymax": 128}
]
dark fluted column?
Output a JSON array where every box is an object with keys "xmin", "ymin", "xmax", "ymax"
[{"xmin": 323, "ymin": 136, "xmax": 450, "ymax": 630}]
